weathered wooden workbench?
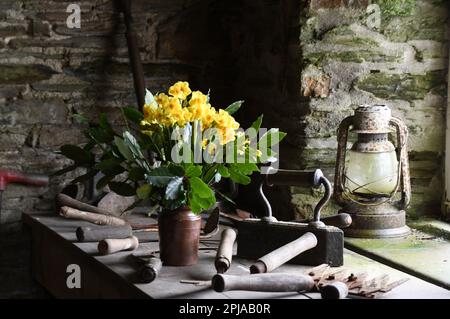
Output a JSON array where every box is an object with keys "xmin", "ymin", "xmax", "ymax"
[{"xmin": 23, "ymin": 212, "xmax": 450, "ymax": 299}]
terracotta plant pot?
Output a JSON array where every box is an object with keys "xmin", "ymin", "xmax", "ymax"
[{"xmin": 158, "ymin": 206, "xmax": 201, "ymax": 266}]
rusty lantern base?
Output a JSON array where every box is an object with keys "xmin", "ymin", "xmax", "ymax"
[{"xmin": 340, "ymin": 202, "xmax": 410, "ymax": 238}]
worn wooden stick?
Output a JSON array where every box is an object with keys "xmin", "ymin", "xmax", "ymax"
[
  {"xmin": 60, "ymin": 206, "xmax": 127, "ymax": 226},
  {"xmin": 250, "ymin": 232, "xmax": 318, "ymax": 274},
  {"xmin": 98, "ymin": 236, "xmax": 139, "ymax": 255},
  {"xmin": 76, "ymin": 225, "xmax": 133, "ymax": 242},
  {"xmin": 320, "ymin": 281, "xmax": 349, "ymax": 299},
  {"xmin": 57, "ymin": 193, "xmax": 112, "ymax": 215},
  {"xmin": 140, "ymin": 257, "xmax": 162, "ymax": 283},
  {"xmin": 215, "ymin": 228, "xmax": 237, "ymax": 274},
  {"xmin": 212, "ymin": 273, "xmax": 315, "ymax": 293}
]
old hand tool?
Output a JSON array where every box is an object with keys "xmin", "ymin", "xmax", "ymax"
[
  {"xmin": 76, "ymin": 225, "xmax": 133, "ymax": 242},
  {"xmin": 140, "ymin": 256, "xmax": 162, "ymax": 283},
  {"xmin": 0, "ymin": 170, "xmax": 48, "ymax": 224},
  {"xmin": 212, "ymin": 273, "xmax": 315, "ymax": 293},
  {"xmin": 295, "ymin": 213, "xmax": 352, "ymax": 229},
  {"xmin": 60, "ymin": 206, "xmax": 128, "ymax": 226},
  {"xmin": 215, "ymin": 228, "xmax": 237, "ymax": 273},
  {"xmin": 305, "ymin": 264, "xmax": 409, "ymax": 299},
  {"xmin": 57, "ymin": 193, "xmax": 112, "ymax": 215},
  {"xmin": 98, "ymin": 236, "xmax": 139, "ymax": 255},
  {"xmin": 320, "ymin": 281, "xmax": 349, "ymax": 299},
  {"xmin": 250, "ymin": 232, "xmax": 318, "ymax": 274},
  {"xmin": 237, "ymin": 168, "xmax": 344, "ymax": 266}
]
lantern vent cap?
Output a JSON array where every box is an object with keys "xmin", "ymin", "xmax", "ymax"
[{"xmin": 351, "ymin": 104, "xmax": 394, "ymax": 134}]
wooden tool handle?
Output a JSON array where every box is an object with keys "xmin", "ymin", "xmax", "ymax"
[
  {"xmin": 98, "ymin": 236, "xmax": 139, "ymax": 255},
  {"xmin": 215, "ymin": 228, "xmax": 237, "ymax": 273},
  {"xmin": 57, "ymin": 194, "xmax": 111, "ymax": 215},
  {"xmin": 140, "ymin": 257, "xmax": 162, "ymax": 283},
  {"xmin": 297, "ymin": 213, "xmax": 352, "ymax": 229},
  {"xmin": 250, "ymin": 232, "xmax": 318, "ymax": 274},
  {"xmin": 212, "ymin": 273, "xmax": 315, "ymax": 293},
  {"xmin": 76, "ymin": 225, "xmax": 133, "ymax": 242},
  {"xmin": 60, "ymin": 206, "xmax": 127, "ymax": 226},
  {"xmin": 320, "ymin": 282, "xmax": 349, "ymax": 299}
]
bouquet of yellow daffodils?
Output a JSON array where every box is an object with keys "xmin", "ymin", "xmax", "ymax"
[{"xmin": 57, "ymin": 81, "xmax": 286, "ymax": 214}]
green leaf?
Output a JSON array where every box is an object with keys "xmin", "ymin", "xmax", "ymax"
[
  {"xmin": 228, "ymin": 166, "xmax": 251, "ymax": 185},
  {"xmin": 146, "ymin": 167, "xmax": 175, "ymax": 187},
  {"xmin": 165, "ymin": 177, "xmax": 183, "ymax": 200},
  {"xmin": 185, "ymin": 164, "xmax": 202, "ymax": 178},
  {"xmin": 224, "ymin": 100, "xmax": 244, "ymax": 115},
  {"xmin": 168, "ymin": 163, "xmax": 184, "ymax": 177},
  {"xmin": 87, "ymin": 126, "xmax": 113, "ymax": 143},
  {"xmin": 259, "ymin": 129, "xmax": 287, "ymax": 147},
  {"xmin": 108, "ymin": 182, "xmax": 136, "ymax": 197},
  {"xmin": 114, "ymin": 136, "xmax": 133, "ymax": 160},
  {"xmin": 128, "ymin": 167, "xmax": 146, "ymax": 182},
  {"xmin": 122, "ymin": 107, "xmax": 144, "ymax": 125},
  {"xmin": 95, "ymin": 158, "xmax": 123, "ymax": 171},
  {"xmin": 60, "ymin": 145, "xmax": 94, "ymax": 165},
  {"xmin": 250, "ymin": 114, "xmax": 263, "ymax": 132},
  {"xmin": 189, "ymin": 177, "xmax": 214, "ymax": 199},
  {"xmin": 96, "ymin": 174, "xmax": 114, "ymax": 190},
  {"xmin": 232, "ymin": 163, "xmax": 259, "ymax": 175},
  {"xmin": 217, "ymin": 165, "xmax": 230, "ymax": 178},
  {"xmin": 123, "ymin": 131, "xmax": 145, "ymax": 160},
  {"xmin": 137, "ymin": 184, "xmax": 152, "ymax": 200},
  {"xmin": 102, "ymin": 165, "xmax": 125, "ymax": 177},
  {"xmin": 99, "ymin": 113, "xmax": 113, "ymax": 133}
]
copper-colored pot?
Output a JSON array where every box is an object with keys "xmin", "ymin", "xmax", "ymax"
[{"xmin": 158, "ymin": 206, "xmax": 201, "ymax": 266}]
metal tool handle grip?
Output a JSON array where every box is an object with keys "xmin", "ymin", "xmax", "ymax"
[
  {"xmin": 215, "ymin": 228, "xmax": 237, "ymax": 273},
  {"xmin": 98, "ymin": 236, "xmax": 138, "ymax": 255},
  {"xmin": 212, "ymin": 273, "xmax": 315, "ymax": 293},
  {"xmin": 261, "ymin": 168, "xmax": 332, "ymax": 223},
  {"xmin": 265, "ymin": 168, "xmax": 323, "ymax": 188},
  {"xmin": 250, "ymin": 232, "xmax": 318, "ymax": 273}
]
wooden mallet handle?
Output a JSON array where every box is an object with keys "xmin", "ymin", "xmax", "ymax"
[
  {"xmin": 57, "ymin": 193, "xmax": 111, "ymax": 215},
  {"xmin": 320, "ymin": 282, "xmax": 349, "ymax": 299},
  {"xmin": 76, "ymin": 225, "xmax": 133, "ymax": 242},
  {"xmin": 60, "ymin": 206, "xmax": 127, "ymax": 226},
  {"xmin": 212, "ymin": 273, "xmax": 315, "ymax": 293},
  {"xmin": 250, "ymin": 232, "xmax": 318, "ymax": 274},
  {"xmin": 215, "ymin": 228, "xmax": 237, "ymax": 273},
  {"xmin": 98, "ymin": 236, "xmax": 139, "ymax": 255},
  {"xmin": 140, "ymin": 257, "xmax": 162, "ymax": 283}
]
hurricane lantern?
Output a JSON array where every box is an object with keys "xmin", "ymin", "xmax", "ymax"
[{"xmin": 334, "ymin": 104, "xmax": 411, "ymax": 238}]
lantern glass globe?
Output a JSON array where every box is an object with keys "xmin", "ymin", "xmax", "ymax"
[{"xmin": 344, "ymin": 149, "xmax": 398, "ymax": 196}]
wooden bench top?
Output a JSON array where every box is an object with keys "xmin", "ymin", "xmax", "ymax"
[{"xmin": 23, "ymin": 212, "xmax": 450, "ymax": 299}]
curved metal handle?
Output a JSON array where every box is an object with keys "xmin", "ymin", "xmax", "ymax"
[
  {"xmin": 260, "ymin": 168, "xmax": 332, "ymax": 224},
  {"xmin": 389, "ymin": 117, "xmax": 411, "ymax": 209},
  {"xmin": 334, "ymin": 116, "xmax": 354, "ymax": 206}
]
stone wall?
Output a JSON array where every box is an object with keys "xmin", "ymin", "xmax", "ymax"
[{"xmin": 294, "ymin": 0, "xmax": 449, "ymax": 219}]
